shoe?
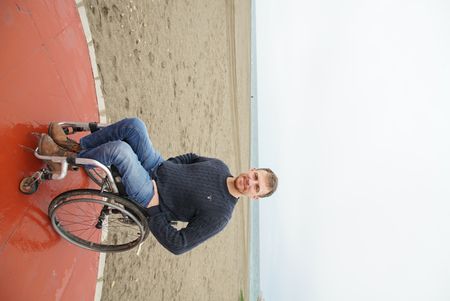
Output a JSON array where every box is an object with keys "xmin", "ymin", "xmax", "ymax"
[
  {"xmin": 38, "ymin": 134, "xmax": 76, "ymax": 172},
  {"xmin": 48, "ymin": 122, "xmax": 81, "ymax": 153}
]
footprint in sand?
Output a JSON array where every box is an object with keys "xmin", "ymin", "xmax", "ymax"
[
  {"xmin": 133, "ymin": 49, "xmax": 141, "ymax": 62},
  {"xmin": 148, "ymin": 51, "xmax": 155, "ymax": 66},
  {"xmin": 112, "ymin": 56, "xmax": 117, "ymax": 69}
]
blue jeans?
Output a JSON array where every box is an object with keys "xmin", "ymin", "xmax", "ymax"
[{"xmin": 78, "ymin": 118, "xmax": 164, "ymax": 207}]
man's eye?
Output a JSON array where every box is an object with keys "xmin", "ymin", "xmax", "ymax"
[{"xmin": 255, "ymin": 173, "xmax": 258, "ymax": 180}]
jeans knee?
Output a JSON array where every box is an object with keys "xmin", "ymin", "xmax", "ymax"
[
  {"xmin": 126, "ymin": 117, "xmax": 147, "ymax": 133},
  {"xmin": 109, "ymin": 141, "xmax": 134, "ymax": 161}
]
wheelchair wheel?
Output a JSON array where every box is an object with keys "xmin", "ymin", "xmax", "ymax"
[
  {"xmin": 48, "ymin": 189, "xmax": 149, "ymax": 252},
  {"xmin": 19, "ymin": 176, "xmax": 39, "ymax": 194}
]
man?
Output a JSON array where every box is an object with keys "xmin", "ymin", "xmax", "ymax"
[{"xmin": 39, "ymin": 118, "xmax": 278, "ymax": 255}]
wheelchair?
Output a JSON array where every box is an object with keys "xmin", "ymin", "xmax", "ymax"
[{"xmin": 19, "ymin": 122, "xmax": 150, "ymax": 253}]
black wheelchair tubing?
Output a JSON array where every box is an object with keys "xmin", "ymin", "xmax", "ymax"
[
  {"xmin": 88, "ymin": 122, "xmax": 99, "ymax": 133},
  {"xmin": 48, "ymin": 189, "xmax": 150, "ymax": 252}
]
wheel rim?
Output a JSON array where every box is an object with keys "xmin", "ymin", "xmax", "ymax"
[{"xmin": 50, "ymin": 191, "xmax": 146, "ymax": 252}]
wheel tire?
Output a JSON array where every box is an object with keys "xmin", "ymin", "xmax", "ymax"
[
  {"xmin": 48, "ymin": 189, "xmax": 149, "ymax": 252},
  {"xmin": 19, "ymin": 177, "xmax": 39, "ymax": 194}
]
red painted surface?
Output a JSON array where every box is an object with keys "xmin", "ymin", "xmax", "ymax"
[{"xmin": 0, "ymin": 1, "xmax": 100, "ymax": 300}]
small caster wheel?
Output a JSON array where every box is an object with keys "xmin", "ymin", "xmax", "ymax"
[{"xmin": 19, "ymin": 177, "xmax": 39, "ymax": 194}]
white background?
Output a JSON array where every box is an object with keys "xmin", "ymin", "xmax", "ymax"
[{"xmin": 256, "ymin": 1, "xmax": 450, "ymax": 300}]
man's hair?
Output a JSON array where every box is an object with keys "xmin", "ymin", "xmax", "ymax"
[{"xmin": 257, "ymin": 168, "xmax": 278, "ymax": 198}]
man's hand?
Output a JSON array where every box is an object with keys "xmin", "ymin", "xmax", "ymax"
[{"xmin": 147, "ymin": 180, "xmax": 160, "ymax": 208}]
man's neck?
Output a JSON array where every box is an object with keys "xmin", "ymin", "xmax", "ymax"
[{"xmin": 227, "ymin": 177, "xmax": 241, "ymax": 198}]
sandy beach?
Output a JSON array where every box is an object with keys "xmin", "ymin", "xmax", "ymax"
[{"xmin": 83, "ymin": 0, "xmax": 252, "ymax": 300}]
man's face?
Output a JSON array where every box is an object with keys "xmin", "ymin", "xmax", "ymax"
[{"xmin": 234, "ymin": 168, "xmax": 271, "ymax": 199}]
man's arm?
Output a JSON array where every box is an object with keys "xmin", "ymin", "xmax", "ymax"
[
  {"xmin": 146, "ymin": 207, "xmax": 228, "ymax": 255},
  {"xmin": 167, "ymin": 153, "xmax": 200, "ymax": 164},
  {"xmin": 167, "ymin": 153, "xmax": 215, "ymax": 165}
]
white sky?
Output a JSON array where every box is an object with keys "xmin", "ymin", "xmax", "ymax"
[{"xmin": 256, "ymin": 1, "xmax": 450, "ymax": 300}]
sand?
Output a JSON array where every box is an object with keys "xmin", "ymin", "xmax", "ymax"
[{"xmin": 83, "ymin": 0, "xmax": 252, "ymax": 300}]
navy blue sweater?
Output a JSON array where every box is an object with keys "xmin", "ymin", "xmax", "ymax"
[{"xmin": 146, "ymin": 153, "xmax": 238, "ymax": 255}]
